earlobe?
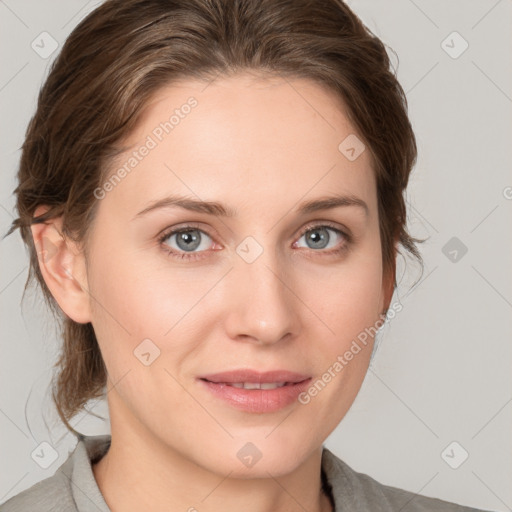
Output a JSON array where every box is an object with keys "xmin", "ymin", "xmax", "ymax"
[{"xmin": 30, "ymin": 206, "xmax": 92, "ymax": 324}]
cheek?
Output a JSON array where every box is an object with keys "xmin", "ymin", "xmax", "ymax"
[
  {"xmin": 291, "ymin": 244, "xmax": 384, "ymax": 407},
  {"xmin": 295, "ymin": 256, "xmax": 383, "ymax": 420},
  {"xmin": 298, "ymin": 245, "xmax": 383, "ymax": 340},
  {"xmin": 86, "ymin": 240, "xmax": 224, "ymax": 370}
]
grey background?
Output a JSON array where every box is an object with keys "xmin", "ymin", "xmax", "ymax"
[{"xmin": 0, "ymin": 0, "xmax": 510, "ymax": 510}]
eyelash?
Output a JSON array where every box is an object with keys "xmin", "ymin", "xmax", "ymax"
[{"xmin": 157, "ymin": 221, "xmax": 352, "ymax": 261}]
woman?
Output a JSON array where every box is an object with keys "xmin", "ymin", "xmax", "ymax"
[{"xmin": 1, "ymin": 0, "xmax": 494, "ymax": 511}]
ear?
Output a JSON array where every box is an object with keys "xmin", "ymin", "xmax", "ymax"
[
  {"xmin": 380, "ymin": 263, "xmax": 396, "ymax": 316},
  {"xmin": 379, "ymin": 240, "xmax": 398, "ymax": 317},
  {"xmin": 30, "ymin": 205, "xmax": 92, "ymax": 324}
]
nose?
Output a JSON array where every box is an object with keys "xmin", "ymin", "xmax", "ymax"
[{"xmin": 223, "ymin": 247, "xmax": 301, "ymax": 346}]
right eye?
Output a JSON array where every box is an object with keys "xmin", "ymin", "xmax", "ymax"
[{"xmin": 158, "ymin": 225, "xmax": 216, "ymax": 261}]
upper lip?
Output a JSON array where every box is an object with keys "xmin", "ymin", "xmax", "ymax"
[{"xmin": 199, "ymin": 370, "xmax": 310, "ymax": 384}]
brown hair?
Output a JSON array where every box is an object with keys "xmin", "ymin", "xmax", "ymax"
[{"xmin": 5, "ymin": 0, "xmax": 424, "ymax": 433}]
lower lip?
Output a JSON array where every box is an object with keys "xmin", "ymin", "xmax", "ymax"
[{"xmin": 198, "ymin": 378, "xmax": 312, "ymax": 413}]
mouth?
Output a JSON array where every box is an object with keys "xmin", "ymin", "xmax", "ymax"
[
  {"xmin": 198, "ymin": 369, "xmax": 310, "ymax": 385},
  {"xmin": 199, "ymin": 379, "xmax": 303, "ymax": 390},
  {"xmin": 197, "ymin": 372, "xmax": 312, "ymax": 413}
]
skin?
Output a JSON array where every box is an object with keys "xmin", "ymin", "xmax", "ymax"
[{"xmin": 32, "ymin": 72, "xmax": 395, "ymax": 512}]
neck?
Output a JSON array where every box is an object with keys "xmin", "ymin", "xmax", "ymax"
[{"xmin": 92, "ymin": 429, "xmax": 332, "ymax": 512}]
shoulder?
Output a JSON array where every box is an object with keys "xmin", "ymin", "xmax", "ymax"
[
  {"xmin": 0, "ymin": 458, "xmax": 75, "ymax": 511},
  {"xmin": 0, "ymin": 435, "xmax": 111, "ymax": 512},
  {"xmin": 321, "ymin": 447, "xmax": 496, "ymax": 512}
]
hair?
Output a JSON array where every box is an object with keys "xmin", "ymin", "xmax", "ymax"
[{"xmin": 5, "ymin": 0, "xmax": 425, "ymax": 434}]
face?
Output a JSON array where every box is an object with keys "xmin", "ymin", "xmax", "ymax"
[{"xmin": 51, "ymin": 73, "xmax": 392, "ymax": 477}]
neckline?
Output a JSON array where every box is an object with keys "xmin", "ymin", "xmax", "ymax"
[
  {"xmin": 321, "ymin": 462, "xmax": 336, "ymax": 511},
  {"xmin": 79, "ymin": 435, "xmax": 342, "ymax": 512}
]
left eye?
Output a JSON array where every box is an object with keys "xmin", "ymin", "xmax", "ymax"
[{"xmin": 294, "ymin": 226, "xmax": 345, "ymax": 251}]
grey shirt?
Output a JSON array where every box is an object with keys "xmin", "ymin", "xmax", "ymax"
[{"xmin": 0, "ymin": 434, "xmax": 493, "ymax": 511}]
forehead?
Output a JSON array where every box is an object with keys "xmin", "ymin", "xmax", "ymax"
[{"xmin": 103, "ymin": 73, "xmax": 376, "ymax": 216}]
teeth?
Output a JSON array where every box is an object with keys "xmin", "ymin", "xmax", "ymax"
[{"xmin": 226, "ymin": 382, "xmax": 288, "ymax": 390}]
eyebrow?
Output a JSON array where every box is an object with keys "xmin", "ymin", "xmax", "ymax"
[{"xmin": 132, "ymin": 193, "xmax": 369, "ymax": 220}]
